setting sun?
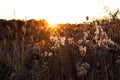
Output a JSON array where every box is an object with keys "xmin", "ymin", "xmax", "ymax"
[{"xmin": 48, "ymin": 24, "xmax": 58, "ymax": 29}]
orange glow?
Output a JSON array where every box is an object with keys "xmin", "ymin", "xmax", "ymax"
[
  {"xmin": 49, "ymin": 24, "xmax": 58, "ymax": 28},
  {"xmin": 45, "ymin": 23, "xmax": 60, "ymax": 34},
  {"xmin": 47, "ymin": 24, "xmax": 58, "ymax": 29},
  {"xmin": 35, "ymin": 40, "xmax": 46, "ymax": 48}
]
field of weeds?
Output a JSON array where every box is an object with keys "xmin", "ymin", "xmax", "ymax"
[{"xmin": 0, "ymin": 17, "xmax": 120, "ymax": 80}]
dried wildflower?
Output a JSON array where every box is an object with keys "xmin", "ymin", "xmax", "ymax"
[
  {"xmin": 83, "ymin": 32, "xmax": 88, "ymax": 40},
  {"xmin": 76, "ymin": 62, "xmax": 90, "ymax": 76},
  {"xmin": 78, "ymin": 40, "xmax": 83, "ymax": 44},
  {"xmin": 60, "ymin": 36, "xmax": 66, "ymax": 45},
  {"xmin": 77, "ymin": 69, "xmax": 87, "ymax": 76},
  {"xmin": 79, "ymin": 46, "xmax": 87, "ymax": 56},
  {"xmin": 81, "ymin": 62, "xmax": 90, "ymax": 69},
  {"xmin": 93, "ymin": 25, "xmax": 117, "ymax": 48},
  {"xmin": 107, "ymin": 39, "xmax": 116, "ymax": 45},
  {"xmin": 67, "ymin": 37, "xmax": 74, "ymax": 44},
  {"xmin": 44, "ymin": 51, "xmax": 53, "ymax": 57},
  {"xmin": 49, "ymin": 36, "xmax": 66, "ymax": 49}
]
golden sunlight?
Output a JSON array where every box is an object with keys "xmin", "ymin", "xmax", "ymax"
[
  {"xmin": 45, "ymin": 22, "xmax": 60, "ymax": 34},
  {"xmin": 47, "ymin": 24, "xmax": 58, "ymax": 29}
]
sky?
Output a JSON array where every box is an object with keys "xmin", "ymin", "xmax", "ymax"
[{"xmin": 0, "ymin": 0, "xmax": 120, "ymax": 24}]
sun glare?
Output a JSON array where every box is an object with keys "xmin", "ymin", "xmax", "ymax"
[
  {"xmin": 47, "ymin": 24, "xmax": 58, "ymax": 29},
  {"xmin": 46, "ymin": 23, "xmax": 59, "ymax": 34}
]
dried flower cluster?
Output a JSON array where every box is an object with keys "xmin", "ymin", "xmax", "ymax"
[
  {"xmin": 49, "ymin": 35, "xmax": 66, "ymax": 49},
  {"xmin": 78, "ymin": 46, "xmax": 87, "ymax": 56},
  {"xmin": 44, "ymin": 51, "xmax": 52, "ymax": 57},
  {"xmin": 93, "ymin": 25, "xmax": 117, "ymax": 48},
  {"xmin": 76, "ymin": 62, "xmax": 90, "ymax": 76},
  {"xmin": 67, "ymin": 37, "xmax": 74, "ymax": 44}
]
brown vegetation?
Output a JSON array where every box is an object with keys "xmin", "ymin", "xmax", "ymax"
[{"xmin": 0, "ymin": 17, "xmax": 120, "ymax": 80}]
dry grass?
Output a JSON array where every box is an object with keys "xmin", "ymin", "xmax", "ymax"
[{"xmin": 0, "ymin": 18, "xmax": 120, "ymax": 80}]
